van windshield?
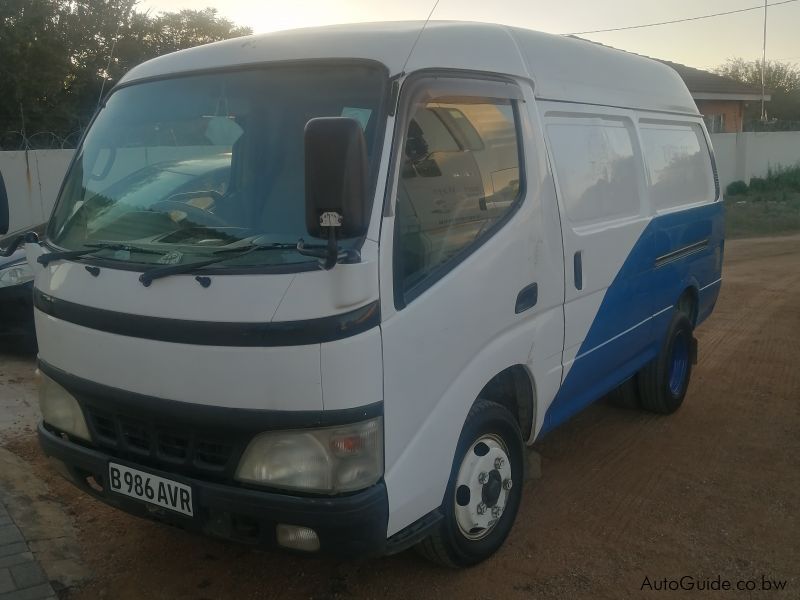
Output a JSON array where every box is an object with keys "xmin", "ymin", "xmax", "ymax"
[{"xmin": 48, "ymin": 64, "xmax": 387, "ymax": 268}]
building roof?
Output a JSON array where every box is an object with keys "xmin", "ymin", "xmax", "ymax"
[
  {"xmin": 566, "ymin": 35, "xmax": 769, "ymax": 102},
  {"xmin": 119, "ymin": 21, "xmax": 700, "ymax": 116},
  {"xmin": 656, "ymin": 60, "xmax": 770, "ymax": 101}
]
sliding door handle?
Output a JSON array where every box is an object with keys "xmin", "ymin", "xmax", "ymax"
[{"xmin": 574, "ymin": 251, "xmax": 583, "ymax": 290}]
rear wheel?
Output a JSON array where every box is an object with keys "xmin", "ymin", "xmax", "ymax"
[
  {"xmin": 638, "ymin": 312, "xmax": 695, "ymax": 414},
  {"xmin": 416, "ymin": 400, "xmax": 524, "ymax": 568}
]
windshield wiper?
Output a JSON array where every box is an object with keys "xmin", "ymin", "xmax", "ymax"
[
  {"xmin": 211, "ymin": 242, "xmax": 301, "ymax": 254},
  {"xmin": 138, "ymin": 241, "xmax": 329, "ymax": 287},
  {"xmin": 138, "ymin": 237, "xmax": 364, "ymax": 287},
  {"xmin": 38, "ymin": 242, "xmax": 164, "ymax": 266}
]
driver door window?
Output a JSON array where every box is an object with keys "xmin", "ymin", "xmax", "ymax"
[{"xmin": 395, "ymin": 93, "xmax": 523, "ymax": 303}]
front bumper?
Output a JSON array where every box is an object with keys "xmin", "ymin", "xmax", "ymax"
[{"xmin": 38, "ymin": 423, "xmax": 389, "ymax": 557}]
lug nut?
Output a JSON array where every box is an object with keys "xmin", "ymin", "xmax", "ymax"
[
  {"xmin": 503, "ymin": 478, "xmax": 513, "ymax": 491},
  {"xmin": 494, "ymin": 457, "xmax": 505, "ymax": 469},
  {"xmin": 476, "ymin": 502, "xmax": 487, "ymax": 515},
  {"xmin": 491, "ymin": 506, "xmax": 502, "ymax": 518},
  {"xmin": 478, "ymin": 472, "xmax": 488, "ymax": 485}
]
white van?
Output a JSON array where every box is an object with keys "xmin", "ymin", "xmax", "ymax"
[{"xmin": 0, "ymin": 22, "xmax": 724, "ymax": 566}]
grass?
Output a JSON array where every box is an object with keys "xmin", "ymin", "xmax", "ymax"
[{"xmin": 724, "ymin": 165, "xmax": 800, "ymax": 239}]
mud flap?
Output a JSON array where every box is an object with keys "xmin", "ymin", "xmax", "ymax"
[{"xmin": 690, "ymin": 336, "xmax": 699, "ymax": 365}]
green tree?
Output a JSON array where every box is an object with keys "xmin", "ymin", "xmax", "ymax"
[
  {"xmin": 715, "ymin": 58, "xmax": 800, "ymax": 125},
  {"xmin": 0, "ymin": 0, "xmax": 73, "ymax": 144},
  {"xmin": 0, "ymin": 0, "xmax": 251, "ymax": 146}
]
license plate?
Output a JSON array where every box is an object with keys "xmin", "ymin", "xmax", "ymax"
[{"xmin": 108, "ymin": 462, "xmax": 193, "ymax": 517}]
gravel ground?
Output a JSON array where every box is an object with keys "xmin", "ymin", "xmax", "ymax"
[
  {"xmin": 0, "ymin": 345, "xmax": 39, "ymax": 438},
  {"xmin": 1, "ymin": 234, "xmax": 798, "ymax": 599}
]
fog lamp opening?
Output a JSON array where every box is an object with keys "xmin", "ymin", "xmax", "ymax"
[
  {"xmin": 276, "ymin": 524, "xmax": 320, "ymax": 552},
  {"xmin": 39, "ymin": 373, "xmax": 91, "ymax": 441}
]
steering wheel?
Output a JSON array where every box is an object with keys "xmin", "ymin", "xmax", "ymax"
[{"xmin": 150, "ymin": 191, "xmax": 228, "ymax": 228}]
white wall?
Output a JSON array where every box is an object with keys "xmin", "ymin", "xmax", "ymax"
[
  {"xmin": 710, "ymin": 131, "xmax": 800, "ymax": 189},
  {"xmin": 0, "ymin": 149, "xmax": 74, "ymax": 234}
]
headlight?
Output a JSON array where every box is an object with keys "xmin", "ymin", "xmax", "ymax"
[
  {"xmin": 39, "ymin": 374, "xmax": 91, "ymax": 441},
  {"xmin": 0, "ymin": 260, "xmax": 34, "ymax": 288},
  {"xmin": 236, "ymin": 417, "xmax": 383, "ymax": 494}
]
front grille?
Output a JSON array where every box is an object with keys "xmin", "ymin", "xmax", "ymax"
[
  {"xmin": 91, "ymin": 413, "xmax": 117, "ymax": 441},
  {"xmin": 158, "ymin": 432, "xmax": 189, "ymax": 462},
  {"xmin": 120, "ymin": 419, "xmax": 150, "ymax": 455},
  {"xmin": 85, "ymin": 407, "xmax": 239, "ymax": 479},
  {"xmin": 196, "ymin": 440, "xmax": 231, "ymax": 467}
]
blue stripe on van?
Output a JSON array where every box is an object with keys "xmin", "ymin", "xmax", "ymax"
[{"xmin": 540, "ymin": 201, "xmax": 723, "ymax": 435}]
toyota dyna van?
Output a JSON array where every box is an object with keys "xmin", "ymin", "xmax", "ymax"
[{"xmin": 0, "ymin": 22, "xmax": 723, "ymax": 566}]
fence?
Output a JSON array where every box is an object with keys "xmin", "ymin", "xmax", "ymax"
[
  {"xmin": 710, "ymin": 131, "xmax": 800, "ymax": 189},
  {"xmin": 0, "ymin": 131, "xmax": 83, "ymax": 151},
  {"xmin": 0, "ymin": 149, "xmax": 74, "ymax": 235}
]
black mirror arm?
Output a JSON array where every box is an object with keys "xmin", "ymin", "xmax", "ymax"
[
  {"xmin": 323, "ymin": 226, "xmax": 338, "ymax": 270},
  {"xmin": 0, "ymin": 231, "xmax": 39, "ymax": 257},
  {"xmin": 296, "ymin": 228, "xmax": 360, "ymax": 271}
]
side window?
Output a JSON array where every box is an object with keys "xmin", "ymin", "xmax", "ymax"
[
  {"xmin": 639, "ymin": 121, "xmax": 715, "ymax": 210},
  {"xmin": 546, "ymin": 117, "xmax": 641, "ymax": 225},
  {"xmin": 395, "ymin": 96, "xmax": 523, "ymax": 297}
]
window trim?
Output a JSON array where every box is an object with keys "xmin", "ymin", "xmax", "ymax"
[{"xmin": 387, "ymin": 71, "xmax": 528, "ymax": 310}]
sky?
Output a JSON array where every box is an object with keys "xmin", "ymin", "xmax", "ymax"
[{"xmin": 137, "ymin": 0, "xmax": 800, "ymax": 71}]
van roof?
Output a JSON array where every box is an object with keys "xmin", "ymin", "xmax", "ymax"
[{"xmin": 120, "ymin": 21, "xmax": 699, "ymax": 116}]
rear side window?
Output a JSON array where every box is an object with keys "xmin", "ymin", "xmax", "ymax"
[
  {"xmin": 639, "ymin": 121, "xmax": 715, "ymax": 210},
  {"xmin": 395, "ymin": 96, "xmax": 522, "ymax": 297},
  {"xmin": 547, "ymin": 118, "xmax": 641, "ymax": 225}
]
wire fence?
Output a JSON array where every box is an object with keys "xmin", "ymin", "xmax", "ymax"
[
  {"xmin": 743, "ymin": 119, "xmax": 800, "ymax": 132},
  {"xmin": 0, "ymin": 130, "xmax": 83, "ymax": 151}
]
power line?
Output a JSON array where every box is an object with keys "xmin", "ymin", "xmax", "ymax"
[{"xmin": 565, "ymin": 0, "xmax": 799, "ymax": 35}]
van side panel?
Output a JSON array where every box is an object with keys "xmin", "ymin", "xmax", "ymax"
[
  {"xmin": 541, "ymin": 200, "xmax": 723, "ymax": 433},
  {"xmin": 540, "ymin": 108, "xmax": 723, "ymax": 434},
  {"xmin": 543, "ymin": 223, "xmax": 659, "ymax": 432},
  {"xmin": 650, "ymin": 201, "xmax": 725, "ymax": 331},
  {"xmin": 541, "ymin": 105, "xmax": 655, "ymax": 431}
]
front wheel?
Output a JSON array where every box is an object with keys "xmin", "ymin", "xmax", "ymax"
[{"xmin": 416, "ymin": 400, "xmax": 524, "ymax": 567}]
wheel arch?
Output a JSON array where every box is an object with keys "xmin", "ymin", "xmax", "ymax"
[
  {"xmin": 476, "ymin": 364, "xmax": 537, "ymax": 443},
  {"xmin": 676, "ymin": 284, "xmax": 699, "ymax": 326}
]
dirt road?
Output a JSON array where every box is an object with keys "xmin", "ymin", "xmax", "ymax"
[{"xmin": 2, "ymin": 235, "xmax": 799, "ymax": 599}]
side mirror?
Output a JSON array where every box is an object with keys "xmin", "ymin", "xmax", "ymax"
[
  {"xmin": 0, "ymin": 168, "xmax": 9, "ymax": 236},
  {"xmin": 0, "ymin": 231, "xmax": 39, "ymax": 258},
  {"xmin": 304, "ymin": 117, "xmax": 369, "ymax": 240}
]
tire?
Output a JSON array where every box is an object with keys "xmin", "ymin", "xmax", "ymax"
[
  {"xmin": 416, "ymin": 400, "xmax": 524, "ymax": 568},
  {"xmin": 638, "ymin": 312, "xmax": 695, "ymax": 414},
  {"xmin": 606, "ymin": 376, "xmax": 640, "ymax": 409}
]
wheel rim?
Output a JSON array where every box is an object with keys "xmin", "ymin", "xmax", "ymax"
[
  {"xmin": 453, "ymin": 434, "xmax": 513, "ymax": 541},
  {"xmin": 668, "ymin": 331, "xmax": 690, "ymax": 396}
]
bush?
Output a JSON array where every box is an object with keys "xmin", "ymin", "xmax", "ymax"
[
  {"xmin": 765, "ymin": 164, "xmax": 800, "ymax": 192},
  {"xmin": 726, "ymin": 180, "xmax": 748, "ymax": 196},
  {"xmin": 749, "ymin": 177, "xmax": 768, "ymax": 192}
]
